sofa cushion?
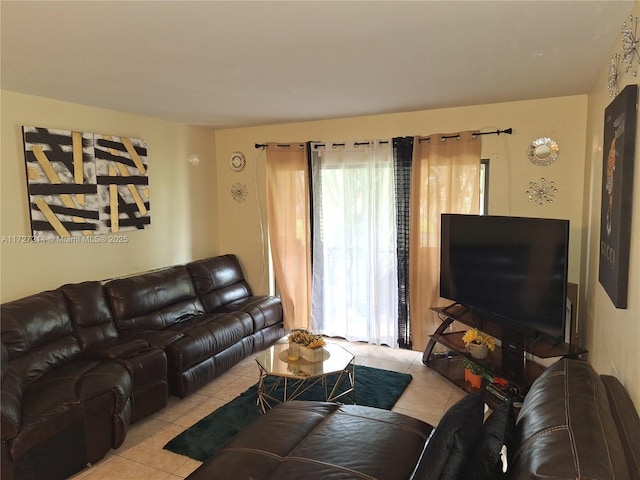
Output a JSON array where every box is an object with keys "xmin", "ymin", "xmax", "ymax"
[
  {"xmin": 216, "ymin": 296, "xmax": 283, "ymax": 331},
  {"xmin": 509, "ymin": 359, "xmax": 631, "ymax": 480},
  {"xmin": 11, "ymin": 395, "xmax": 83, "ymax": 461},
  {"xmin": 187, "ymin": 401, "xmax": 434, "ymax": 480},
  {"xmin": 464, "ymin": 399, "xmax": 516, "ymax": 480},
  {"xmin": 120, "ymin": 329, "xmax": 185, "ymax": 350},
  {"xmin": 105, "ymin": 266, "xmax": 205, "ymax": 331},
  {"xmin": 10, "ymin": 358, "xmax": 131, "ymax": 459},
  {"xmin": 165, "ymin": 312, "xmax": 253, "ymax": 372},
  {"xmin": 277, "ymin": 403, "xmax": 433, "ymax": 480},
  {"xmin": 417, "ymin": 390, "xmax": 484, "ymax": 480}
]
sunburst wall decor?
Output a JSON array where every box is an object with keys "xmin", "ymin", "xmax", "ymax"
[
  {"xmin": 608, "ymin": 53, "xmax": 621, "ymax": 97},
  {"xmin": 621, "ymin": 15, "xmax": 639, "ymax": 77},
  {"xmin": 526, "ymin": 178, "xmax": 557, "ymax": 205},
  {"xmin": 231, "ymin": 183, "xmax": 248, "ymax": 203}
]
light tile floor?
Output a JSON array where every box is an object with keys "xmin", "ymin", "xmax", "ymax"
[{"xmin": 69, "ymin": 337, "xmax": 465, "ymax": 480}]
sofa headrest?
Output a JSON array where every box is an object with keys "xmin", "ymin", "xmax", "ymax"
[
  {"xmin": 187, "ymin": 255, "xmax": 253, "ymax": 312},
  {"xmin": 60, "ymin": 281, "xmax": 119, "ymax": 349},
  {"xmin": 0, "ymin": 290, "xmax": 81, "ymax": 386},
  {"xmin": 104, "ymin": 265, "xmax": 204, "ymax": 330}
]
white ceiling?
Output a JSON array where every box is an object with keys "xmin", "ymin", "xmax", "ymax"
[{"xmin": 1, "ymin": 1, "xmax": 634, "ymax": 129}]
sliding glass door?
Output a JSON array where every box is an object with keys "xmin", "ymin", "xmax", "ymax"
[{"xmin": 309, "ymin": 141, "xmax": 398, "ymax": 346}]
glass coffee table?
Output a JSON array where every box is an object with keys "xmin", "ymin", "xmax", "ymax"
[{"xmin": 255, "ymin": 342, "xmax": 355, "ymax": 413}]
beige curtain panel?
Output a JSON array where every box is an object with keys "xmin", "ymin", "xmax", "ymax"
[
  {"xmin": 409, "ymin": 132, "xmax": 482, "ymax": 351},
  {"xmin": 265, "ymin": 143, "xmax": 312, "ymax": 330}
]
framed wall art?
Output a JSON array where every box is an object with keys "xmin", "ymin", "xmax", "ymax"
[
  {"xmin": 22, "ymin": 126, "xmax": 150, "ymax": 240},
  {"xmin": 598, "ymin": 84, "xmax": 638, "ymax": 309}
]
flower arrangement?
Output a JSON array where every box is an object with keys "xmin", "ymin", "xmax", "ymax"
[
  {"xmin": 288, "ymin": 330, "xmax": 326, "ymax": 349},
  {"xmin": 461, "ymin": 328, "xmax": 496, "ymax": 351},
  {"xmin": 462, "ymin": 358, "xmax": 484, "ymax": 375},
  {"xmin": 462, "ymin": 358, "xmax": 484, "ymax": 389}
]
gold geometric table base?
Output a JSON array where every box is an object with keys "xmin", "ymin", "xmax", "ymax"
[{"xmin": 255, "ymin": 343, "xmax": 356, "ymax": 413}]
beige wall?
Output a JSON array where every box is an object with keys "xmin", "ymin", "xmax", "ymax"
[
  {"xmin": 0, "ymin": 90, "xmax": 219, "ymax": 302},
  {"xmin": 581, "ymin": 0, "xmax": 640, "ymax": 409},
  {"xmin": 3, "ymin": 22, "xmax": 635, "ymax": 409},
  {"xmin": 214, "ymin": 95, "xmax": 589, "ymax": 350}
]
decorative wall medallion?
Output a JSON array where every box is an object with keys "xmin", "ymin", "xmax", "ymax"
[
  {"xmin": 621, "ymin": 15, "xmax": 639, "ymax": 77},
  {"xmin": 231, "ymin": 182, "xmax": 248, "ymax": 202},
  {"xmin": 608, "ymin": 53, "xmax": 621, "ymax": 97},
  {"xmin": 526, "ymin": 178, "xmax": 557, "ymax": 205},
  {"xmin": 229, "ymin": 151, "xmax": 246, "ymax": 172},
  {"xmin": 527, "ymin": 137, "xmax": 559, "ymax": 166}
]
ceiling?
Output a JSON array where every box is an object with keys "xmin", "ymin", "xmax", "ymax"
[{"xmin": 1, "ymin": 1, "xmax": 634, "ymax": 129}]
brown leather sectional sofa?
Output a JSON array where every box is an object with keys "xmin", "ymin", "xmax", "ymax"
[
  {"xmin": 0, "ymin": 254, "xmax": 283, "ymax": 480},
  {"xmin": 186, "ymin": 359, "xmax": 640, "ymax": 480}
]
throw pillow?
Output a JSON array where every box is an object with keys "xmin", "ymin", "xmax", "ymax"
[
  {"xmin": 416, "ymin": 390, "xmax": 484, "ymax": 480},
  {"xmin": 463, "ymin": 399, "xmax": 516, "ymax": 480}
]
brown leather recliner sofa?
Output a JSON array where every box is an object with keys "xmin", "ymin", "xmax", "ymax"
[
  {"xmin": 103, "ymin": 255, "xmax": 282, "ymax": 398},
  {"xmin": 1, "ymin": 254, "xmax": 283, "ymax": 480},
  {"xmin": 186, "ymin": 358, "xmax": 640, "ymax": 480}
]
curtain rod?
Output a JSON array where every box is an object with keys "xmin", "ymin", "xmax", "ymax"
[
  {"xmin": 419, "ymin": 128, "xmax": 513, "ymax": 143},
  {"xmin": 254, "ymin": 141, "xmax": 391, "ymax": 149},
  {"xmin": 255, "ymin": 128, "xmax": 512, "ymax": 149},
  {"xmin": 254, "ymin": 143, "xmax": 291, "ymax": 149},
  {"xmin": 311, "ymin": 141, "xmax": 389, "ymax": 149}
]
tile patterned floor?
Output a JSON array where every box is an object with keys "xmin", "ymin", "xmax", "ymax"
[{"xmin": 69, "ymin": 337, "xmax": 465, "ymax": 480}]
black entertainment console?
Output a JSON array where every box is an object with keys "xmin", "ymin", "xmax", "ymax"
[{"xmin": 423, "ymin": 302, "xmax": 588, "ymax": 405}]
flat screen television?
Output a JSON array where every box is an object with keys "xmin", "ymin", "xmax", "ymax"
[{"xmin": 440, "ymin": 214, "xmax": 570, "ymax": 342}]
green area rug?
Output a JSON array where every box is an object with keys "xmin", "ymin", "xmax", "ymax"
[{"xmin": 163, "ymin": 365, "xmax": 412, "ymax": 462}]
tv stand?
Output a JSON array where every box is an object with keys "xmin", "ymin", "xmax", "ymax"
[
  {"xmin": 441, "ymin": 302, "xmax": 469, "ymax": 315},
  {"xmin": 423, "ymin": 304, "xmax": 588, "ymax": 401},
  {"xmin": 500, "ymin": 327, "xmax": 526, "ymax": 384}
]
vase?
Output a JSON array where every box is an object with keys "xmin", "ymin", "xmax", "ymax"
[
  {"xmin": 467, "ymin": 342, "xmax": 488, "ymax": 360},
  {"xmin": 299, "ymin": 345, "xmax": 325, "ymax": 363},
  {"xmin": 287, "ymin": 342, "xmax": 300, "ymax": 361}
]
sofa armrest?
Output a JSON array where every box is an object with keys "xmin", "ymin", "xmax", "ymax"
[
  {"xmin": 1, "ymin": 342, "xmax": 21, "ymax": 440},
  {"xmin": 601, "ymin": 375, "xmax": 640, "ymax": 477},
  {"xmin": 510, "ymin": 359, "xmax": 632, "ymax": 480},
  {"xmin": 83, "ymin": 339, "xmax": 150, "ymax": 360},
  {"xmin": 1, "ymin": 370, "xmax": 22, "ymax": 441}
]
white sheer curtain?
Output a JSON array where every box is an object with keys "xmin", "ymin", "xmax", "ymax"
[{"xmin": 309, "ymin": 140, "xmax": 398, "ymax": 346}]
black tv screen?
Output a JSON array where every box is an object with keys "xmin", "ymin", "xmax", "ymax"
[{"xmin": 440, "ymin": 214, "xmax": 569, "ymax": 341}]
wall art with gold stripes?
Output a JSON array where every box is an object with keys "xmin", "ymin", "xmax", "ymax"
[{"xmin": 22, "ymin": 126, "xmax": 150, "ymax": 239}]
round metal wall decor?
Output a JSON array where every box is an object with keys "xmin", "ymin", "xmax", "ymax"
[
  {"xmin": 229, "ymin": 151, "xmax": 246, "ymax": 172},
  {"xmin": 608, "ymin": 54, "xmax": 621, "ymax": 97},
  {"xmin": 528, "ymin": 137, "xmax": 559, "ymax": 166}
]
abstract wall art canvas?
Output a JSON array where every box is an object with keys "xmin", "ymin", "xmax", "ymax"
[
  {"xmin": 22, "ymin": 126, "xmax": 150, "ymax": 240},
  {"xmin": 598, "ymin": 84, "xmax": 637, "ymax": 309},
  {"xmin": 93, "ymin": 133, "xmax": 150, "ymax": 233}
]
